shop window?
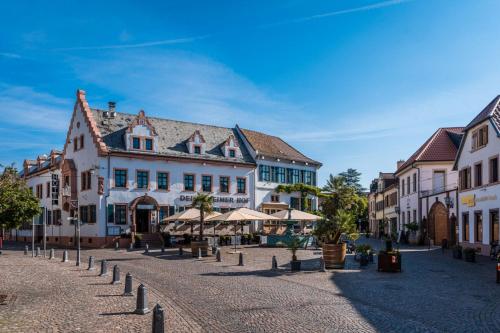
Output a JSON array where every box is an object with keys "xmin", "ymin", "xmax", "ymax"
[
  {"xmin": 490, "ymin": 210, "xmax": 499, "ymax": 243},
  {"xmin": 474, "ymin": 212, "xmax": 483, "ymax": 242},
  {"xmin": 115, "ymin": 205, "xmax": 127, "ymax": 225},
  {"xmin": 462, "ymin": 213, "xmax": 469, "ymax": 241}
]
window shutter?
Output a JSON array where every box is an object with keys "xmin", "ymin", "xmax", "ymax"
[{"xmin": 107, "ymin": 204, "xmax": 114, "ymax": 223}]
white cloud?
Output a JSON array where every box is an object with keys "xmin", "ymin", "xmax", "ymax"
[
  {"xmin": 0, "ymin": 84, "xmax": 71, "ymax": 131},
  {"xmin": 0, "ymin": 52, "xmax": 21, "ymax": 59},
  {"xmin": 70, "ymin": 51, "xmax": 304, "ymax": 132}
]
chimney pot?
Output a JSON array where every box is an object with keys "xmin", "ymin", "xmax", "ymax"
[{"xmin": 108, "ymin": 101, "xmax": 116, "ymax": 117}]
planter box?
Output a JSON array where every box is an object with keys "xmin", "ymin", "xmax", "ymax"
[
  {"xmin": 191, "ymin": 240, "xmax": 210, "ymax": 257},
  {"xmin": 323, "ymin": 243, "xmax": 346, "ymax": 269},
  {"xmin": 290, "ymin": 260, "xmax": 301, "ymax": 272},
  {"xmin": 377, "ymin": 252, "xmax": 402, "ymax": 272}
]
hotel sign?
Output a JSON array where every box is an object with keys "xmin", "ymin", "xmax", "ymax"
[
  {"xmin": 179, "ymin": 195, "xmax": 249, "ymax": 204},
  {"xmin": 461, "ymin": 194, "xmax": 498, "ymax": 207}
]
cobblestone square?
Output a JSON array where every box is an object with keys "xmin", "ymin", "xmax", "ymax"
[{"xmin": 1, "ymin": 239, "xmax": 499, "ymax": 332}]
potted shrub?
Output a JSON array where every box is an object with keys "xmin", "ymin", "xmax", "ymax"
[
  {"xmin": 313, "ymin": 210, "xmax": 357, "ymax": 269},
  {"xmin": 356, "ymin": 244, "xmax": 372, "ymax": 267},
  {"xmin": 286, "ymin": 235, "xmax": 307, "ymax": 272},
  {"xmin": 463, "ymin": 247, "xmax": 476, "ymax": 262},
  {"xmin": 405, "ymin": 222, "xmax": 419, "ymax": 245},
  {"xmin": 452, "ymin": 245, "xmax": 462, "ymax": 259}
]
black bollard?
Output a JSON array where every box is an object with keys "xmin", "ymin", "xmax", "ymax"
[
  {"xmin": 135, "ymin": 284, "xmax": 150, "ymax": 315},
  {"xmin": 62, "ymin": 250, "xmax": 69, "ymax": 262},
  {"xmin": 76, "ymin": 248, "xmax": 81, "ymax": 267},
  {"xmin": 36, "ymin": 246, "xmax": 41, "ymax": 257},
  {"xmin": 49, "ymin": 248, "xmax": 54, "ymax": 260},
  {"xmin": 271, "ymin": 255, "xmax": 278, "ymax": 271},
  {"xmin": 238, "ymin": 252, "xmax": 244, "ymax": 266},
  {"xmin": 179, "ymin": 246, "xmax": 183, "ymax": 256},
  {"xmin": 88, "ymin": 256, "xmax": 95, "ymax": 271},
  {"xmin": 99, "ymin": 259, "xmax": 108, "ymax": 276},
  {"xmin": 124, "ymin": 273, "xmax": 133, "ymax": 296},
  {"xmin": 212, "ymin": 246, "xmax": 217, "ymax": 255},
  {"xmin": 152, "ymin": 304, "xmax": 165, "ymax": 333},
  {"xmin": 216, "ymin": 248, "xmax": 221, "ymax": 262},
  {"xmin": 115, "ymin": 242, "xmax": 119, "ymax": 251},
  {"xmin": 111, "ymin": 265, "xmax": 121, "ymax": 284},
  {"xmin": 161, "ymin": 246, "xmax": 165, "ymax": 253},
  {"xmin": 24, "ymin": 245, "xmax": 29, "ymax": 255}
]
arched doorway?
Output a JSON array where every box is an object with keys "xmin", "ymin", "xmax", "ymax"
[
  {"xmin": 130, "ymin": 195, "xmax": 159, "ymax": 234},
  {"xmin": 428, "ymin": 201, "xmax": 449, "ymax": 246}
]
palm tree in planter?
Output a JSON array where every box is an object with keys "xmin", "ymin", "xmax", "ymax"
[
  {"xmin": 286, "ymin": 235, "xmax": 307, "ymax": 272},
  {"xmin": 191, "ymin": 193, "xmax": 213, "ymax": 257},
  {"xmin": 313, "ymin": 209, "xmax": 357, "ymax": 269}
]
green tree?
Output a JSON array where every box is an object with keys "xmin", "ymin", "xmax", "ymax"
[
  {"xmin": 0, "ymin": 166, "xmax": 41, "ymax": 230},
  {"xmin": 275, "ymin": 183, "xmax": 322, "ymax": 211},
  {"xmin": 338, "ymin": 168, "xmax": 365, "ymax": 194},
  {"xmin": 313, "ymin": 209, "xmax": 357, "ymax": 244},
  {"xmin": 191, "ymin": 193, "xmax": 213, "ymax": 241}
]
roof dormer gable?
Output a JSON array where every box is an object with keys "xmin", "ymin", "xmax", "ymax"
[
  {"xmin": 127, "ymin": 110, "xmax": 157, "ymax": 136},
  {"xmin": 223, "ymin": 134, "xmax": 242, "ymax": 158},
  {"xmin": 187, "ymin": 130, "xmax": 206, "ymax": 154},
  {"xmin": 125, "ymin": 110, "xmax": 158, "ymax": 152}
]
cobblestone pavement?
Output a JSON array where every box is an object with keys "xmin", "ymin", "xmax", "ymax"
[{"xmin": 1, "ymin": 238, "xmax": 499, "ymax": 332}]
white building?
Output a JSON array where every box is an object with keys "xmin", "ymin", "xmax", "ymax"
[
  {"xmin": 454, "ymin": 95, "xmax": 500, "ymax": 255},
  {"xmin": 395, "ymin": 127, "xmax": 463, "ymax": 245},
  {"xmin": 13, "ymin": 90, "xmax": 320, "ymax": 247}
]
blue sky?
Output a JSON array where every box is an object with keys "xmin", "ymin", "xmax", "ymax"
[{"xmin": 1, "ymin": 0, "xmax": 500, "ymax": 188}]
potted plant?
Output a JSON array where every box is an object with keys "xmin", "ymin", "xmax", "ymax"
[
  {"xmin": 313, "ymin": 209, "xmax": 357, "ymax": 269},
  {"xmin": 286, "ymin": 235, "xmax": 307, "ymax": 272},
  {"xmin": 356, "ymin": 244, "xmax": 372, "ymax": 267},
  {"xmin": 190, "ymin": 193, "xmax": 214, "ymax": 257},
  {"xmin": 405, "ymin": 222, "xmax": 419, "ymax": 244},
  {"xmin": 452, "ymin": 245, "xmax": 462, "ymax": 259},
  {"xmin": 463, "ymin": 247, "xmax": 476, "ymax": 262}
]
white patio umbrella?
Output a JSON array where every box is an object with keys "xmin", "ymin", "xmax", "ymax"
[
  {"xmin": 271, "ymin": 209, "xmax": 321, "ymax": 234},
  {"xmin": 161, "ymin": 208, "xmax": 221, "ymax": 236},
  {"xmin": 206, "ymin": 207, "xmax": 278, "ymax": 252}
]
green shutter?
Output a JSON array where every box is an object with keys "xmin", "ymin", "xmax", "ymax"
[{"xmin": 107, "ymin": 204, "xmax": 114, "ymax": 224}]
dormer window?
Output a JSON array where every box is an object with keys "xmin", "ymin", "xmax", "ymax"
[
  {"xmin": 229, "ymin": 149, "xmax": 236, "ymax": 158},
  {"xmin": 194, "ymin": 145, "xmax": 201, "ymax": 154},
  {"xmin": 223, "ymin": 134, "xmax": 241, "ymax": 158},
  {"xmin": 132, "ymin": 137, "xmax": 141, "ymax": 149},
  {"xmin": 187, "ymin": 130, "xmax": 206, "ymax": 154},
  {"xmin": 145, "ymin": 138, "xmax": 153, "ymax": 151}
]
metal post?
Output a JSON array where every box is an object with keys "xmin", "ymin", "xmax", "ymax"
[
  {"xmin": 129, "ymin": 242, "xmax": 134, "ymax": 251},
  {"xmin": 198, "ymin": 247, "xmax": 202, "ymax": 259},
  {"xmin": 161, "ymin": 246, "xmax": 165, "ymax": 253},
  {"xmin": 319, "ymin": 257, "xmax": 326, "ymax": 272},
  {"xmin": 62, "ymin": 250, "xmax": 68, "ymax": 262},
  {"xmin": 43, "ymin": 207, "xmax": 47, "ymax": 258},
  {"xmin": 216, "ymin": 248, "xmax": 221, "ymax": 262},
  {"xmin": 115, "ymin": 242, "xmax": 119, "ymax": 251},
  {"xmin": 238, "ymin": 252, "xmax": 244, "ymax": 266},
  {"xmin": 179, "ymin": 246, "xmax": 183, "ymax": 256},
  {"xmin": 272, "ymin": 255, "xmax": 278, "ymax": 271},
  {"xmin": 36, "ymin": 246, "xmax": 40, "ymax": 257},
  {"xmin": 32, "ymin": 216, "xmax": 35, "ymax": 258},
  {"xmin": 144, "ymin": 243, "xmax": 149, "ymax": 254},
  {"xmin": 99, "ymin": 259, "xmax": 108, "ymax": 276},
  {"xmin": 135, "ymin": 284, "xmax": 150, "ymax": 314},
  {"xmin": 88, "ymin": 256, "xmax": 95, "ymax": 270},
  {"xmin": 111, "ymin": 265, "xmax": 121, "ymax": 284},
  {"xmin": 24, "ymin": 245, "xmax": 28, "ymax": 255},
  {"xmin": 49, "ymin": 248, "xmax": 54, "ymax": 260},
  {"xmin": 124, "ymin": 273, "xmax": 133, "ymax": 296},
  {"xmin": 76, "ymin": 220, "xmax": 81, "ymax": 266},
  {"xmin": 152, "ymin": 304, "xmax": 165, "ymax": 333}
]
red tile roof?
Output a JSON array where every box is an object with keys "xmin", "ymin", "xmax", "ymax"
[
  {"xmin": 239, "ymin": 128, "xmax": 321, "ymax": 165},
  {"xmin": 396, "ymin": 127, "xmax": 464, "ymax": 174}
]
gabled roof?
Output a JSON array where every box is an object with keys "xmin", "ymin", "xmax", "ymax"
[
  {"xmin": 465, "ymin": 95, "xmax": 500, "ymax": 131},
  {"xmin": 396, "ymin": 127, "xmax": 464, "ymax": 174},
  {"xmin": 238, "ymin": 128, "xmax": 321, "ymax": 166},
  {"xmin": 91, "ymin": 109, "xmax": 255, "ymax": 164}
]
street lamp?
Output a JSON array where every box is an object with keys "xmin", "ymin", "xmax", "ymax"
[{"xmin": 62, "ymin": 182, "xmax": 80, "ymax": 266}]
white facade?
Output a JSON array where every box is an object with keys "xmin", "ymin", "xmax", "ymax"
[
  {"xmin": 456, "ymin": 119, "xmax": 500, "ymax": 255},
  {"xmin": 13, "ymin": 90, "xmax": 321, "ymax": 247}
]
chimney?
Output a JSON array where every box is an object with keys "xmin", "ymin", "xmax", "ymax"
[
  {"xmin": 397, "ymin": 160, "xmax": 405, "ymax": 170},
  {"xmin": 108, "ymin": 101, "xmax": 116, "ymax": 118}
]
